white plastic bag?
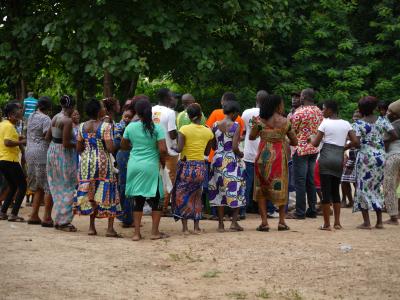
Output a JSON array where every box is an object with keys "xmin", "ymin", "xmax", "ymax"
[{"xmin": 160, "ymin": 167, "xmax": 173, "ymax": 193}]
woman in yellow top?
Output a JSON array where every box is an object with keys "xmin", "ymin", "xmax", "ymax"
[
  {"xmin": 0, "ymin": 103, "xmax": 27, "ymax": 222},
  {"xmin": 172, "ymin": 103, "xmax": 214, "ymax": 234}
]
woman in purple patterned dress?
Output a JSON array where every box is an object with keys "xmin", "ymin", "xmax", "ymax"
[{"xmin": 208, "ymin": 101, "xmax": 246, "ymax": 232}]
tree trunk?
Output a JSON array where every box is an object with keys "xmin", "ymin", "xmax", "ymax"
[
  {"xmin": 103, "ymin": 70, "xmax": 113, "ymax": 97},
  {"xmin": 76, "ymin": 88, "xmax": 84, "ymax": 114},
  {"xmin": 117, "ymin": 74, "xmax": 139, "ymax": 101},
  {"xmin": 15, "ymin": 78, "xmax": 26, "ymax": 101}
]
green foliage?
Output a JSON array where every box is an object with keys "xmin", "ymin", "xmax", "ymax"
[{"xmin": 1, "ymin": 0, "xmax": 400, "ymax": 119}]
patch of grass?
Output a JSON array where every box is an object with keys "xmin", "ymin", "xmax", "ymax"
[
  {"xmin": 226, "ymin": 291, "xmax": 247, "ymax": 300},
  {"xmin": 202, "ymin": 270, "xmax": 221, "ymax": 278},
  {"xmin": 282, "ymin": 289, "xmax": 303, "ymax": 300},
  {"xmin": 256, "ymin": 288, "xmax": 270, "ymax": 299}
]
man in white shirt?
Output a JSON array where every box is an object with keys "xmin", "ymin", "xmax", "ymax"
[
  {"xmin": 152, "ymin": 88, "xmax": 178, "ymax": 213},
  {"xmin": 241, "ymin": 90, "xmax": 278, "ymax": 219}
]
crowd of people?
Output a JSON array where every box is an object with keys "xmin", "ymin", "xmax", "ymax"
[{"xmin": 0, "ymin": 87, "xmax": 399, "ymax": 241}]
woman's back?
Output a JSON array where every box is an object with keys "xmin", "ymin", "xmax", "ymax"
[
  {"xmin": 180, "ymin": 123, "xmax": 213, "ymax": 161},
  {"xmin": 354, "ymin": 117, "xmax": 393, "ymax": 153},
  {"xmin": 213, "ymin": 121, "xmax": 238, "ymax": 153},
  {"xmin": 79, "ymin": 121, "xmax": 110, "ymax": 153},
  {"xmin": 259, "ymin": 115, "xmax": 290, "ymax": 143},
  {"xmin": 124, "ymin": 121, "xmax": 163, "ymax": 163},
  {"xmin": 27, "ymin": 111, "xmax": 51, "ymax": 149}
]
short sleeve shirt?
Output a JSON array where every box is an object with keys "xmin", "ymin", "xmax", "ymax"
[
  {"xmin": 176, "ymin": 110, "xmax": 206, "ymax": 130},
  {"xmin": 152, "ymin": 105, "xmax": 177, "ymax": 156},
  {"xmin": 242, "ymin": 107, "xmax": 260, "ymax": 162},
  {"xmin": 290, "ymin": 105, "xmax": 323, "ymax": 156},
  {"xmin": 0, "ymin": 120, "xmax": 21, "ymax": 162},
  {"xmin": 318, "ymin": 118, "xmax": 352, "ymax": 147},
  {"xmin": 180, "ymin": 124, "xmax": 213, "ymax": 160},
  {"xmin": 26, "ymin": 111, "xmax": 51, "ymax": 164}
]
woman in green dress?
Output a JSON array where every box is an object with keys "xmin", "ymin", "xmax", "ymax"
[{"xmin": 121, "ymin": 98, "xmax": 168, "ymax": 241}]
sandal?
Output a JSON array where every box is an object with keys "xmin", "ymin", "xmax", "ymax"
[
  {"xmin": 8, "ymin": 215, "xmax": 25, "ymax": 222},
  {"xmin": 41, "ymin": 221, "xmax": 54, "ymax": 228},
  {"xmin": 105, "ymin": 231, "xmax": 123, "ymax": 238},
  {"xmin": 278, "ymin": 223, "xmax": 290, "ymax": 231},
  {"xmin": 150, "ymin": 232, "xmax": 170, "ymax": 240},
  {"xmin": 256, "ymin": 224, "xmax": 270, "ymax": 232},
  {"xmin": 56, "ymin": 223, "xmax": 77, "ymax": 232},
  {"xmin": 334, "ymin": 224, "xmax": 343, "ymax": 230},
  {"xmin": 319, "ymin": 225, "xmax": 332, "ymax": 231},
  {"xmin": 27, "ymin": 219, "xmax": 42, "ymax": 225}
]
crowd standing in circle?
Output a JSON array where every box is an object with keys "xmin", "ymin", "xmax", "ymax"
[{"xmin": 0, "ymin": 88, "xmax": 399, "ymax": 241}]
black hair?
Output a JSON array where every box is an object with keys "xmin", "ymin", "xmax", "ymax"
[
  {"xmin": 316, "ymin": 102, "xmax": 324, "ymax": 110},
  {"xmin": 223, "ymin": 101, "xmax": 241, "ymax": 115},
  {"xmin": 135, "ymin": 99, "xmax": 155, "ymax": 137},
  {"xmin": 377, "ymin": 100, "xmax": 389, "ymax": 110},
  {"xmin": 60, "ymin": 95, "xmax": 75, "ymax": 108},
  {"xmin": 85, "ymin": 99, "xmax": 102, "ymax": 119},
  {"xmin": 259, "ymin": 95, "xmax": 283, "ymax": 120},
  {"xmin": 222, "ymin": 92, "xmax": 236, "ymax": 103},
  {"xmin": 3, "ymin": 102, "xmax": 20, "ymax": 118},
  {"xmin": 323, "ymin": 100, "xmax": 338, "ymax": 114},
  {"xmin": 156, "ymin": 88, "xmax": 171, "ymax": 104},
  {"xmin": 358, "ymin": 96, "xmax": 378, "ymax": 116},
  {"xmin": 37, "ymin": 96, "xmax": 52, "ymax": 111},
  {"xmin": 186, "ymin": 103, "xmax": 202, "ymax": 120},
  {"xmin": 103, "ymin": 97, "xmax": 119, "ymax": 113}
]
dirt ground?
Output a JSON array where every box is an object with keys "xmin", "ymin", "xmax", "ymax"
[{"xmin": 1, "ymin": 205, "xmax": 399, "ymax": 300}]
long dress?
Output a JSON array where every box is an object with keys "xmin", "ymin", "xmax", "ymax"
[
  {"xmin": 74, "ymin": 122, "xmax": 120, "ymax": 217},
  {"xmin": 353, "ymin": 117, "xmax": 394, "ymax": 212},
  {"xmin": 208, "ymin": 122, "xmax": 246, "ymax": 208},
  {"xmin": 47, "ymin": 115, "xmax": 77, "ymax": 226},
  {"xmin": 254, "ymin": 120, "xmax": 290, "ymax": 206}
]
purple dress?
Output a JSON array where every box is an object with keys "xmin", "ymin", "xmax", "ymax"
[{"xmin": 208, "ymin": 122, "xmax": 246, "ymax": 208}]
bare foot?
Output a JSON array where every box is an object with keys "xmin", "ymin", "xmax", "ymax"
[
  {"xmin": 356, "ymin": 224, "xmax": 372, "ymax": 230},
  {"xmin": 334, "ymin": 224, "xmax": 343, "ymax": 230},
  {"xmin": 88, "ymin": 229, "xmax": 97, "ymax": 236},
  {"xmin": 182, "ymin": 230, "xmax": 191, "ymax": 236},
  {"xmin": 383, "ymin": 218, "xmax": 399, "ymax": 225},
  {"xmin": 193, "ymin": 228, "xmax": 203, "ymax": 235},
  {"xmin": 375, "ymin": 223, "xmax": 384, "ymax": 229},
  {"xmin": 150, "ymin": 232, "xmax": 169, "ymax": 240},
  {"xmin": 217, "ymin": 222, "xmax": 225, "ymax": 233},
  {"xmin": 132, "ymin": 234, "xmax": 142, "ymax": 241}
]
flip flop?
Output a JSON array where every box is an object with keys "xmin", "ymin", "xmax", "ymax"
[
  {"xmin": 334, "ymin": 224, "xmax": 343, "ymax": 230},
  {"xmin": 319, "ymin": 225, "xmax": 332, "ymax": 231},
  {"xmin": 256, "ymin": 224, "xmax": 270, "ymax": 232},
  {"xmin": 278, "ymin": 224, "xmax": 290, "ymax": 231},
  {"xmin": 41, "ymin": 221, "xmax": 54, "ymax": 228},
  {"xmin": 27, "ymin": 220, "xmax": 42, "ymax": 225},
  {"xmin": 8, "ymin": 216, "xmax": 25, "ymax": 223},
  {"xmin": 56, "ymin": 223, "xmax": 77, "ymax": 232},
  {"xmin": 229, "ymin": 225, "xmax": 244, "ymax": 232},
  {"xmin": 105, "ymin": 232, "xmax": 123, "ymax": 238},
  {"xmin": 150, "ymin": 232, "xmax": 170, "ymax": 240}
]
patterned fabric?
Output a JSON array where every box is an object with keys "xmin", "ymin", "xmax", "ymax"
[
  {"xmin": 290, "ymin": 105, "xmax": 323, "ymax": 156},
  {"xmin": 208, "ymin": 122, "xmax": 246, "ymax": 208},
  {"xmin": 47, "ymin": 142, "xmax": 77, "ymax": 226},
  {"xmin": 353, "ymin": 117, "xmax": 394, "ymax": 212},
  {"xmin": 171, "ymin": 160, "xmax": 206, "ymax": 220},
  {"xmin": 74, "ymin": 122, "xmax": 121, "ymax": 218},
  {"xmin": 254, "ymin": 119, "xmax": 290, "ymax": 206},
  {"xmin": 23, "ymin": 96, "xmax": 38, "ymax": 119},
  {"xmin": 26, "ymin": 111, "xmax": 51, "ymax": 193},
  {"xmin": 383, "ymin": 153, "xmax": 400, "ymax": 217},
  {"xmin": 341, "ymin": 149, "xmax": 358, "ymax": 183}
]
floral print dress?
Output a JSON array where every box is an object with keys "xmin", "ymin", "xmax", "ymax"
[
  {"xmin": 208, "ymin": 122, "xmax": 246, "ymax": 208},
  {"xmin": 353, "ymin": 117, "xmax": 393, "ymax": 212}
]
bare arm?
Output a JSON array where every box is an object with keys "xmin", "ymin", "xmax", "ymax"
[
  {"xmin": 204, "ymin": 139, "xmax": 213, "ymax": 157},
  {"xmin": 287, "ymin": 129, "xmax": 298, "ymax": 146},
  {"xmin": 232, "ymin": 125, "xmax": 243, "ymax": 158},
  {"xmin": 4, "ymin": 138, "xmax": 26, "ymax": 147},
  {"xmin": 310, "ymin": 131, "xmax": 324, "ymax": 148},
  {"xmin": 158, "ymin": 139, "xmax": 167, "ymax": 168},
  {"xmin": 169, "ymin": 130, "xmax": 177, "ymax": 140},
  {"xmin": 120, "ymin": 138, "xmax": 131, "ymax": 151},
  {"xmin": 175, "ymin": 132, "xmax": 185, "ymax": 153},
  {"xmin": 346, "ymin": 130, "xmax": 360, "ymax": 150},
  {"xmin": 249, "ymin": 117, "xmax": 260, "ymax": 140}
]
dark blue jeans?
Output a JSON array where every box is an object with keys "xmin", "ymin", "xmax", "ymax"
[
  {"xmin": 240, "ymin": 161, "xmax": 276, "ymax": 216},
  {"xmin": 293, "ymin": 153, "xmax": 318, "ymax": 217}
]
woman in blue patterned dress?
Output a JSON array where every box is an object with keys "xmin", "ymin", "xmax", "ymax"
[
  {"xmin": 208, "ymin": 101, "xmax": 246, "ymax": 232},
  {"xmin": 74, "ymin": 99, "xmax": 121, "ymax": 237},
  {"xmin": 353, "ymin": 96, "xmax": 397, "ymax": 229}
]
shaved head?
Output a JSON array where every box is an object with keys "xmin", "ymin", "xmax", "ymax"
[{"xmin": 182, "ymin": 93, "xmax": 196, "ymax": 109}]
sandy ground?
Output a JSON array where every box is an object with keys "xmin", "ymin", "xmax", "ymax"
[{"xmin": 1, "ymin": 205, "xmax": 400, "ymax": 300}]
